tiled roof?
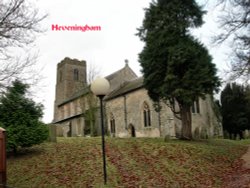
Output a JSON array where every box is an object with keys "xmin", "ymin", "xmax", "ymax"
[
  {"xmin": 53, "ymin": 113, "xmax": 84, "ymax": 124},
  {"xmin": 58, "ymin": 86, "xmax": 90, "ymax": 106},
  {"xmin": 105, "ymin": 77, "xmax": 144, "ymax": 100},
  {"xmin": 105, "ymin": 64, "xmax": 137, "ymax": 81}
]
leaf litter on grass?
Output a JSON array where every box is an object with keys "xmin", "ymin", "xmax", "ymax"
[{"xmin": 7, "ymin": 137, "xmax": 250, "ymax": 188}]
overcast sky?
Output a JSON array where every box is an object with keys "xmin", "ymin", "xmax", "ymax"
[{"xmin": 31, "ymin": 0, "xmax": 230, "ymax": 123}]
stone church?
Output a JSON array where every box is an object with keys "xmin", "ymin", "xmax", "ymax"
[{"xmin": 53, "ymin": 57, "xmax": 222, "ymax": 138}]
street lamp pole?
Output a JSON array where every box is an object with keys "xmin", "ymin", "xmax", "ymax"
[
  {"xmin": 90, "ymin": 77, "xmax": 110, "ymax": 185},
  {"xmin": 98, "ymin": 95, "xmax": 107, "ymax": 184}
]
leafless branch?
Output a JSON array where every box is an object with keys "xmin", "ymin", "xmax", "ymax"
[
  {"xmin": 0, "ymin": 0, "xmax": 47, "ymax": 52},
  {"xmin": 214, "ymin": 0, "xmax": 250, "ymax": 80},
  {"xmin": 0, "ymin": 0, "xmax": 47, "ymax": 89},
  {"xmin": 87, "ymin": 63, "xmax": 101, "ymax": 84},
  {"xmin": 0, "ymin": 53, "xmax": 44, "ymax": 93}
]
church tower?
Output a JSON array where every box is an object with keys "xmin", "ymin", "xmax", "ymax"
[{"xmin": 53, "ymin": 57, "xmax": 87, "ymax": 122}]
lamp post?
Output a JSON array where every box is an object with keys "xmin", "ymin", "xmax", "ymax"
[{"xmin": 90, "ymin": 77, "xmax": 110, "ymax": 185}]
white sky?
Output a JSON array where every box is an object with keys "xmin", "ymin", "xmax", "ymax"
[{"xmin": 30, "ymin": 0, "xmax": 230, "ymax": 123}]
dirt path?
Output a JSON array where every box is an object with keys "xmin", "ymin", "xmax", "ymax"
[
  {"xmin": 242, "ymin": 146, "xmax": 250, "ymax": 169},
  {"xmin": 222, "ymin": 146, "xmax": 250, "ymax": 188}
]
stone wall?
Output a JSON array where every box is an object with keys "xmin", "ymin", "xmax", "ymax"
[
  {"xmin": 54, "ymin": 60, "xmax": 141, "ymax": 137},
  {"xmin": 106, "ymin": 88, "xmax": 222, "ymax": 138},
  {"xmin": 55, "ymin": 86, "xmax": 222, "ymax": 138},
  {"xmin": 53, "ymin": 58, "xmax": 222, "ymax": 138},
  {"xmin": 56, "ymin": 116, "xmax": 85, "ymax": 137},
  {"xmin": 191, "ymin": 95, "xmax": 223, "ymax": 138},
  {"xmin": 106, "ymin": 88, "xmax": 175, "ymax": 138}
]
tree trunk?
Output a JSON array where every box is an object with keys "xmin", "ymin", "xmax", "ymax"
[{"xmin": 180, "ymin": 104, "xmax": 192, "ymax": 140}]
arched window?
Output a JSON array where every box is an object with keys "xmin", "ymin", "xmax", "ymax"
[
  {"xmin": 143, "ymin": 102, "xmax": 151, "ymax": 127},
  {"xmin": 110, "ymin": 114, "xmax": 116, "ymax": 134},
  {"xmin": 73, "ymin": 69, "xmax": 79, "ymax": 81},
  {"xmin": 192, "ymin": 98, "xmax": 200, "ymax": 114}
]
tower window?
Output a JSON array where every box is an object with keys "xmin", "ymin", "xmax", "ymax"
[
  {"xmin": 143, "ymin": 102, "xmax": 151, "ymax": 127},
  {"xmin": 74, "ymin": 69, "xmax": 79, "ymax": 81}
]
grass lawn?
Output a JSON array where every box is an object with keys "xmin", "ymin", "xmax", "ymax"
[{"xmin": 7, "ymin": 137, "xmax": 250, "ymax": 188}]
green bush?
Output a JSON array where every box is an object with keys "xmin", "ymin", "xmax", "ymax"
[{"xmin": 0, "ymin": 80, "xmax": 49, "ymax": 152}]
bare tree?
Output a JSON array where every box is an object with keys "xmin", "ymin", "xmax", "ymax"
[
  {"xmin": 215, "ymin": 0, "xmax": 250, "ymax": 80},
  {"xmin": 0, "ymin": 0, "xmax": 47, "ymax": 89},
  {"xmin": 86, "ymin": 63, "xmax": 102, "ymax": 85}
]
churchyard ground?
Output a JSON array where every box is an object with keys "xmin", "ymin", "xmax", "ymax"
[{"xmin": 7, "ymin": 137, "xmax": 250, "ymax": 187}]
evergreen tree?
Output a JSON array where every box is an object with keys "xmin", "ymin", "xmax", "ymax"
[
  {"xmin": 245, "ymin": 86, "xmax": 250, "ymax": 129},
  {"xmin": 0, "ymin": 80, "xmax": 48, "ymax": 152},
  {"xmin": 221, "ymin": 83, "xmax": 249, "ymax": 139},
  {"xmin": 137, "ymin": 0, "xmax": 220, "ymax": 139}
]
